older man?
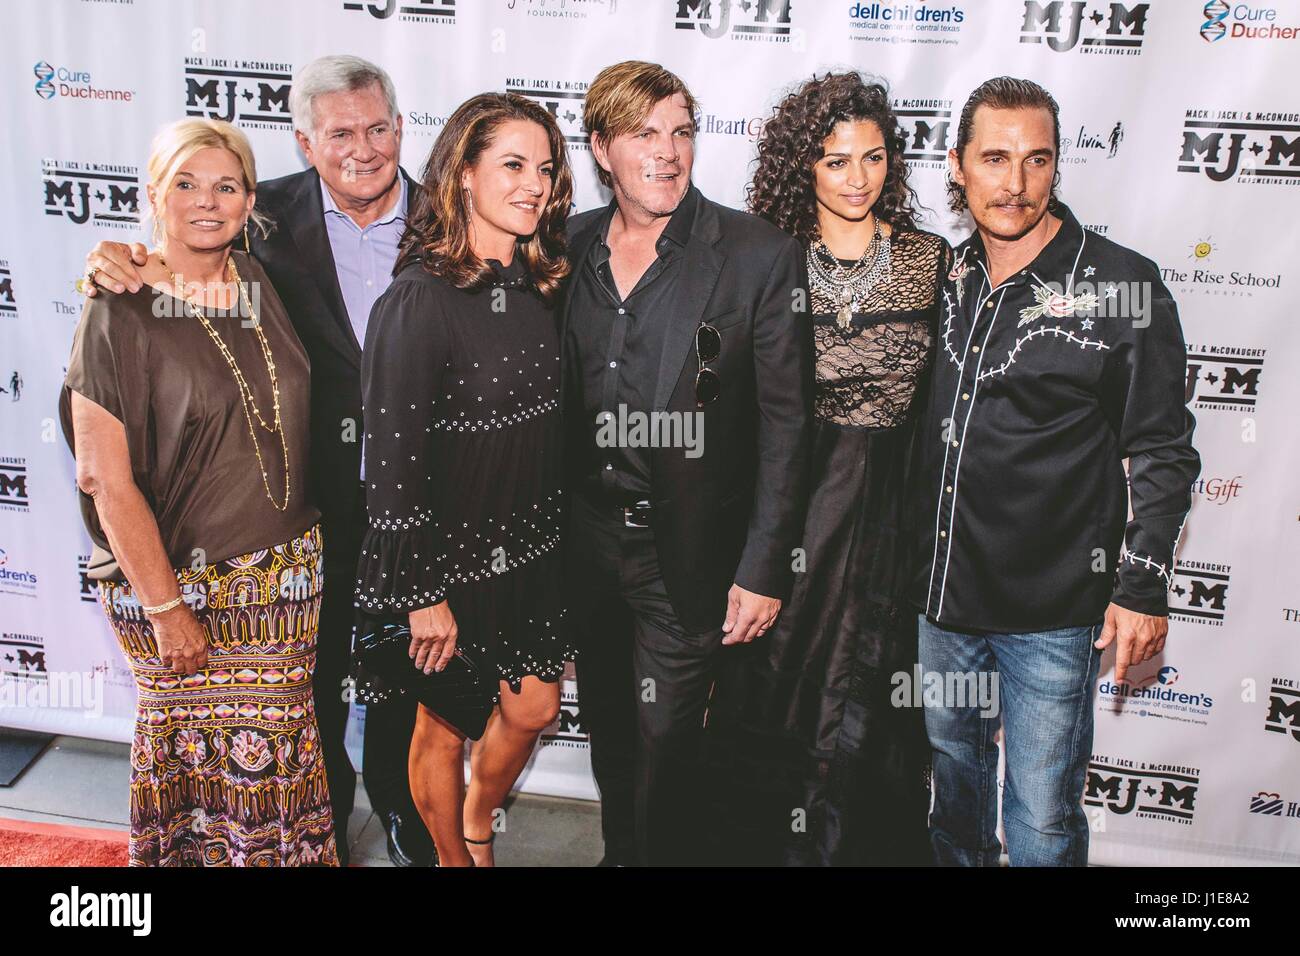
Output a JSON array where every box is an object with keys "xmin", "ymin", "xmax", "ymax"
[
  {"xmin": 912, "ymin": 77, "xmax": 1200, "ymax": 866},
  {"xmin": 82, "ymin": 55, "xmax": 432, "ymax": 868}
]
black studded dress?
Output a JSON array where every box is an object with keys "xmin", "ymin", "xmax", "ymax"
[{"xmin": 354, "ymin": 256, "xmax": 572, "ymax": 701}]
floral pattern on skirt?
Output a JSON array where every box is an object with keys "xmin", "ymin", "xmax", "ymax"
[{"xmin": 100, "ymin": 524, "xmax": 338, "ymax": 867}]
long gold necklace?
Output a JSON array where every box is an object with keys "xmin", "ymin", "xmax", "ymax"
[{"xmin": 160, "ymin": 253, "xmax": 291, "ymax": 512}]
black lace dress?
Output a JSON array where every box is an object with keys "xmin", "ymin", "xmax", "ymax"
[
  {"xmin": 704, "ymin": 229, "xmax": 950, "ymax": 865},
  {"xmin": 354, "ymin": 256, "xmax": 573, "ymax": 704}
]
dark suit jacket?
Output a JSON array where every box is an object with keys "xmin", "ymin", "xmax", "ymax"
[
  {"xmin": 560, "ymin": 187, "xmax": 815, "ymax": 632},
  {"xmin": 252, "ymin": 166, "xmax": 416, "ymax": 567}
]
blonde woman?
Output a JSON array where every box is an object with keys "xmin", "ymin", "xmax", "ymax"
[{"xmin": 61, "ymin": 118, "xmax": 335, "ymax": 866}]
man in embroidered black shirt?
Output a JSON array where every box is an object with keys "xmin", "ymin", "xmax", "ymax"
[{"xmin": 911, "ymin": 78, "xmax": 1200, "ymax": 866}]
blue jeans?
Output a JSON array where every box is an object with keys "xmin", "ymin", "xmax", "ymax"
[{"xmin": 918, "ymin": 615, "xmax": 1103, "ymax": 867}]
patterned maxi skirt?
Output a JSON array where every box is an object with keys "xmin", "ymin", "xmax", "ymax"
[{"xmin": 98, "ymin": 524, "xmax": 338, "ymax": 866}]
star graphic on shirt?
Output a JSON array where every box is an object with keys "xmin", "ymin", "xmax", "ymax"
[
  {"xmin": 1080, "ymin": 318, "xmax": 1095, "ymax": 330},
  {"xmin": 1105, "ymin": 284, "xmax": 1119, "ymax": 299},
  {"xmin": 1083, "ymin": 265, "xmax": 1096, "ymax": 277}
]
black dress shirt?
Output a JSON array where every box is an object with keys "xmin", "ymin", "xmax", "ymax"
[
  {"xmin": 566, "ymin": 185, "xmax": 699, "ymax": 501},
  {"xmin": 912, "ymin": 205, "xmax": 1200, "ymax": 632}
]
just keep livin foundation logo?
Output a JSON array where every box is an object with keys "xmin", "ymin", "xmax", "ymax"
[
  {"xmin": 1019, "ymin": 0, "xmax": 1149, "ymax": 54},
  {"xmin": 1179, "ymin": 108, "xmax": 1300, "ymax": 184}
]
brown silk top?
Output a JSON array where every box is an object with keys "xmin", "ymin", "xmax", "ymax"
[{"xmin": 60, "ymin": 251, "xmax": 318, "ymax": 578}]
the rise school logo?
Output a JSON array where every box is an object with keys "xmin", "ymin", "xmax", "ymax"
[
  {"xmin": 1178, "ymin": 108, "xmax": 1300, "ymax": 185},
  {"xmin": 342, "ymin": 0, "xmax": 456, "ymax": 22},
  {"xmin": 505, "ymin": 79, "xmax": 589, "ymax": 148},
  {"xmin": 42, "ymin": 159, "xmax": 140, "ymax": 229},
  {"xmin": 674, "ymin": 0, "xmax": 794, "ymax": 42},
  {"xmin": 1019, "ymin": 1, "xmax": 1149, "ymax": 54},
  {"xmin": 1184, "ymin": 344, "xmax": 1264, "ymax": 413},
  {"xmin": 184, "ymin": 57, "xmax": 292, "ymax": 129},
  {"xmin": 1085, "ymin": 756, "xmax": 1200, "ymax": 825}
]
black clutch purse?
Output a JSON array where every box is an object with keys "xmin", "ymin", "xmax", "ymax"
[{"xmin": 354, "ymin": 620, "xmax": 494, "ymax": 740}]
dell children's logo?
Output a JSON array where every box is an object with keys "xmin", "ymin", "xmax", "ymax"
[{"xmin": 1019, "ymin": 1, "xmax": 1149, "ymax": 54}]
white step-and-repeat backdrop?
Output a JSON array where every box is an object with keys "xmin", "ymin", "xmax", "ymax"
[{"xmin": 1, "ymin": 0, "xmax": 1297, "ymax": 865}]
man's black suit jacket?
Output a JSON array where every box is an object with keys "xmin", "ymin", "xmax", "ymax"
[
  {"xmin": 252, "ymin": 166, "xmax": 416, "ymax": 564},
  {"xmin": 560, "ymin": 188, "xmax": 815, "ymax": 632}
]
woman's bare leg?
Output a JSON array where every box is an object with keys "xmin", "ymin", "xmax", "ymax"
[
  {"xmin": 463, "ymin": 676, "xmax": 561, "ymax": 867},
  {"xmin": 409, "ymin": 703, "xmax": 472, "ymax": 867}
]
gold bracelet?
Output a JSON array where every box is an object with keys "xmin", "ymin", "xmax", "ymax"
[{"xmin": 142, "ymin": 594, "xmax": 185, "ymax": 616}]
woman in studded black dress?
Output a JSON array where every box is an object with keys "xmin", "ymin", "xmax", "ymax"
[
  {"xmin": 704, "ymin": 73, "xmax": 951, "ymax": 865},
  {"xmin": 355, "ymin": 94, "xmax": 575, "ymax": 867}
]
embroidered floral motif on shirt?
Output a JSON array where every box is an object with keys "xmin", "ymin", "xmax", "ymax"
[{"xmin": 1017, "ymin": 279, "xmax": 1100, "ymax": 327}]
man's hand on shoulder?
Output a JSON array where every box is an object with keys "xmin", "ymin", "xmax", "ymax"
[{"xmin": 82, "ymin": 241, "xmax": 147, "ymax": 297}]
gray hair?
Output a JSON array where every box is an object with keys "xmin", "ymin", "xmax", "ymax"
[{"xmin": 290, "ymin": 54, "xmax": 399, "ymax": 142}]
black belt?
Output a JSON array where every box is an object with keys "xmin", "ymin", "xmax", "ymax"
[
  {"xmin": 621, "ymin": 500, "xmax": 652, "ymax": 529},
  {"xmin": 578, "ymin": 491, "xmax": 654, "ymax": 529}
]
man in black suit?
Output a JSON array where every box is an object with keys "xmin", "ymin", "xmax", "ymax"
[
  {"xmin": 563, "ymin": 61, "xmax": 814, "ymax": 866},
  {"xmin": 82, "ymin": 55, "xmax": 432, "ymax": 868}
]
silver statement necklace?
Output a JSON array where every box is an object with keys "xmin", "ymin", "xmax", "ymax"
[{"xmin": 808, "ymin": 217, "xmax": 892, "ymax": 330}]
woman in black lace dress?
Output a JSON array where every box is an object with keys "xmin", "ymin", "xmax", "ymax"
[
  {"xmin": 355, "ymin": 93, "xmax": 575, "ymax": 867},
  {"xmin": 704, "ymin": 73, "xmax": 950, "ymax": 865}
]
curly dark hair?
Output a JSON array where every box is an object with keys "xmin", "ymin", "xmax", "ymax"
[{"xmin": 747, "ymin": 72, "xmax": 920, "ymax": 244}]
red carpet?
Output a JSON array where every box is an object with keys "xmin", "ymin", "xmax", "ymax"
[{"xmin": 0, "ymin": 817, "xmax": 128, "ymax": 867}]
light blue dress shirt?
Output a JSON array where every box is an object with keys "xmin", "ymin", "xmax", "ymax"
[{"xmin": 321, "ymin": 173, "xmax": 408, "ymax": 480}]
